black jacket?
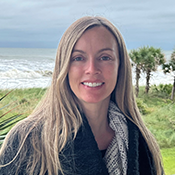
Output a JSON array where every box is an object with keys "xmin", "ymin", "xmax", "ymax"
[{"xmin": 0, "ymin": 116, "xmax": 157, "ymax": 175}]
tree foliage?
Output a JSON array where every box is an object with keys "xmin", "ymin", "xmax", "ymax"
[
  {"xmin": 130, "ymin": 46, "xmax": 166, "ymax": 95},
  {"xmin": 140, "ymin": 46, "xmax": 165, "ymax": 93},
  {"xmin": 163, "ymin": 48, "xmax": 175, "ymax": 100},
  {"xmin": 129, "ymin": 49, "xmax": 142, "ymax": 97}
]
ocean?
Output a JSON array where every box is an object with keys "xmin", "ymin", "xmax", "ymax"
[
  {"xmin": 0, "ymin": 48, "xmax": 56, "ymax": 89},
  {"xmin": 0, "ymin": 48, "xmax": 173, "ymax": 89}
]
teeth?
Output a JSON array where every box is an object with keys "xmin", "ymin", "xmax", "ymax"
[{"xmin": 83, "ymin": 82, "xmax": 103, "ymax": 87}]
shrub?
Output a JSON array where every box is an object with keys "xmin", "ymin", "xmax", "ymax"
[
  {"xmin": 136, "ymin": 99, "xmax": 151, "ymax": 115},
  {"xmin": 153, "ymin": 84, "xmax": 173, "ymax": 97}
]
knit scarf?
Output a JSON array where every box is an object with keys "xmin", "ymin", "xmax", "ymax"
[{"xmin": 104, "ymin": 101, "xmax": 129, "ymax": 175}]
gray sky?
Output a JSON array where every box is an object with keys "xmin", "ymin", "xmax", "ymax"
[{"xmin": 0, "ymin": 0, "xmax": 175, "ymax": 50}]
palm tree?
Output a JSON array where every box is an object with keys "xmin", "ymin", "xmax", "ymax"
[
  {"xmin": 140, "ymin": 46, "xmax": 166, "ymax": 93},
  {"xmin": 163, "ymin": 48, "xmax": 175, "ymax": 100},
  {"xmin": 129, "ymin": 49, "xmax": 143, "ymax": 97}
]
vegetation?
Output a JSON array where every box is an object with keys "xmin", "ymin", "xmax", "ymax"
[
  {"xmin": 0, "ymin": 87, "xmax": 175, "ymax": 174},
  {"xmin": 129, "ymin": 49, "xmax": 142, "ymax": 97},
  {"xmin": 1, "ymin": 87, "xmax": 175, "ymax": 147},
  {"xmin": 136, "ymin": 85, "xmax": 175, "ymax": 175},
  {"xmin": 141, "ymin": 47, "xmax": 165, "ymax": 93},
  {"xmin": 129, "ymin": 46, "xmax": 166, "ymax": 96},
  {"xmin": 161, "ymin": 147, "xmax": 175, "ymax": 175},
  {"xmin": 0, "ymin": 90, "xmax": 24, "ymax": 146},
  {"xmin": 136, "ymin": 85, "xmax": 175, "ymax": 148},
  {"xmin": 163, "ymin": 48, "xmax": 175, "ymax": 100},
  {"xmin": 0, "ymin": 88, "xmax": 46, "ymax": 146}
]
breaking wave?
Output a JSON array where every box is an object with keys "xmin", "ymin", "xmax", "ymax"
[{"xmin": 0, "ymin": 69, "xmax": 53, "ymax": 79}]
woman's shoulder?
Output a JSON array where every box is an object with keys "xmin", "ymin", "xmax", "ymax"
[
  {"xmin": 3, "ymin": 117, "xmax": 41, "ymax": 145},
  {"xmin": 0, "ymin": 117, "xmax": 42, "ymax": 161},
  {"xmin": 0, "ymin": 118, "xmax": 43, "ymax": 174}
]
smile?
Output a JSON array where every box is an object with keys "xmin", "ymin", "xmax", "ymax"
[{"xmin": 82, "ymin": 82, "xmax": 104, "ymax": 87}]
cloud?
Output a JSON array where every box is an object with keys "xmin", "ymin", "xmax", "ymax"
[{"xmin": 0, "ymin": 0, "xmax": 175, "ymax": 49}]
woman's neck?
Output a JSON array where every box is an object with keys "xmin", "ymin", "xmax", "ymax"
[
  {"xmin": 81, "ymin": 98, "xmax": 109, "ymax": 129},
  {"xmin": 81, "ymin": 98, "xmax": 115, "ymax": 150}
]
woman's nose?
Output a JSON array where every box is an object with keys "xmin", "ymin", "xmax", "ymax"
[{"xmin": 85, "ymin": 58, "xmax": 101, "ymax": 75}]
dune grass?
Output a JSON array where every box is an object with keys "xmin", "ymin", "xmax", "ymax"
[
  {"xmin": 0, "ymin": 85, "xmax": 175, "ymax": 174},
  {"xmin": 161, "ymin": 147, "xmax": 175, "ymax": 175},
  {"xmin": 0, "ymin": 88, "xmax": 46, "ymax": 135},
  {"xmin": 136, "ymin": 86, "xmax": 175, "ymax": 174},
  {"xmin": 136, "ymin": 86, "xmax": 175, "ymax": 148}
]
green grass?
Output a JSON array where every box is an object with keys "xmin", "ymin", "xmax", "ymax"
[
  {"xmin": 0, "ymin": 88, "xmax": 46, "ymax": 134},
  {"xmin": 0, "ymin": 86, "xmax": 175, "ymax": 174},
  {"xmin": 136, "ymin": 85, "xmax": 175, "ymax": 175},
  {"xmin": 137, "ymin": 86, "xmax": 175, "ymax": 148},
  {"xmin": 161, "ymin": 147, "xmax": 175, "ymax": 175}
]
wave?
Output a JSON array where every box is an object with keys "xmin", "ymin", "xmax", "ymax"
[{"xmin": 0, "ymin": 69, "xmax": 53, "ymax": 79}]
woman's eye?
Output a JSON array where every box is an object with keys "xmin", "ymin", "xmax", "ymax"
[
  {"xmin": 100, "ymin": 56, "xmax": 110, "ymax": 61},
  {"xmin": 73, "ymin": 57, "xmax": 83, "ymax": 61}
]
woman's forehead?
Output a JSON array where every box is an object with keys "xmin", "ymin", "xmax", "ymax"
[{"xmin": 73, "ymin": 26, "xmax": 118, "ymax": 51}]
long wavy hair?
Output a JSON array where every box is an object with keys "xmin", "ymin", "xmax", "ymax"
[{"xmin": 0, "ymin": 16, "xmax": 163, "ymax": 175}]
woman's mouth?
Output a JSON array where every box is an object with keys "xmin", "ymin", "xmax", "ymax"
[{"xmin": 82, "ymin": 82, "xmax": 104, "ymax": 87}]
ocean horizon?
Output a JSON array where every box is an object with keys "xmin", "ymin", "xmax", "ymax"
[{"xmin": 0, "ymin": 48, "xmax": 174, "ymax": 89}]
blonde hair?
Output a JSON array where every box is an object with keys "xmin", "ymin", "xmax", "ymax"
[{"xmin": 0, "ymin": 16, "xmax": 163, "ymax": 175}]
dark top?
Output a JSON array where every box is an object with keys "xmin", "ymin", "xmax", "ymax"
[
  {"xmin": 0, "ymin": 114, "xmax": 160, "ymax": 175},
  {"xmin": 100, "ymin": 149, "xmax": 107, "ymax": 158}
]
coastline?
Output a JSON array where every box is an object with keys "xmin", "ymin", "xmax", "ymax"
[{"xmin": 0, "ymin": 48, "xmax": 173, "ymax": 89}]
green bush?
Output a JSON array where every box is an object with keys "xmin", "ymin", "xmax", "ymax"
[
  {"xmin": 136, "ymin": 99, "xmax": 150, "ymax": 115},
  {"xmin": 153, "ymin": 84, "xmax": 172, "ymax": 96}
]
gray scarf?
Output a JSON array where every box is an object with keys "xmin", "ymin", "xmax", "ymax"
[{"xmin": 104, "ymin": 101, "xmax": 128, "ymax": 175}]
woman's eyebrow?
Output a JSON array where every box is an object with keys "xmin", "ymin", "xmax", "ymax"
[
  {"xmin": 72, "ymin": 49, "xmax": 85, "ymax": 54},
  {"xmin": 72, "ymin": 48, "xmax": 114, "ymax": 54},
  {"xmin": 98, "ymin": 48, "xmax": 114, "ymax": 53}
]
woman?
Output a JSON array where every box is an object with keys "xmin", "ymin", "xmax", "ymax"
[{"xmin": 0, "ymin": 16, "xmax": 163, "ymax": 175}]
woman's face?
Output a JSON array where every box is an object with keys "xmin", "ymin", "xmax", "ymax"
[{"xmin": 68, "ymin": 26, "xmax": 120, "ymax": 105}]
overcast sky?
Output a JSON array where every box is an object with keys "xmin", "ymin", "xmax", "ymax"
[{"xmin": 0, "ymin": 0, "xmax": 175, "ymax": 50}]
